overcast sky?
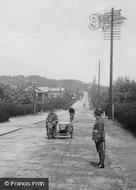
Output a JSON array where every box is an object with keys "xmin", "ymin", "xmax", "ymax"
[{"xmin": 0, "ymin": 0, "xmax": 135, "ymax": 85}]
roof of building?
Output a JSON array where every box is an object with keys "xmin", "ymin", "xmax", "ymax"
[
  {"xmin": 48, "ymin": 88, "xmax": 64, "ymax": 92},
  {"xmin": 36, "ymin": 87, "xmax": 65, "ymax": 93},
  {"xmin": 38, "ymin": 87, "xmax": 49, "ymax": 92}
]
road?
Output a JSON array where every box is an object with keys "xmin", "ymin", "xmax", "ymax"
[{"xmin": 0, "ymin": 92, "xmax": 136, "ymax": 190}]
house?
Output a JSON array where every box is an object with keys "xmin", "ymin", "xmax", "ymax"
[
  {"xmin": 48, "ymin": 88, "xmax": 65, "ymax": 98},
  {"xmin": 35, "ymin": 87, "xmax": 48, "ymax": 103},
  {"xmin": 36, "ymin": 87, "xmax": 65, "ymax": 103}
]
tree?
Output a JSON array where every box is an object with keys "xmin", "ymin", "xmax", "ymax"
[{"xmin": 113, "ymin": 77, "xmax": 136, "ymax": 103}]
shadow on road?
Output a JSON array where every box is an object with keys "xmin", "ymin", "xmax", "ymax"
[
  {"xmin": 89, "ymin": 161, "xmax": 99, "ymax": 167},
  {"xmin": 45, "ymin": 136, "xmax": 72, "ymax": 140}
]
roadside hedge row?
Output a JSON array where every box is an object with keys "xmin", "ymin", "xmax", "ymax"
[
  {"xmin": 0, "ymin": 97, "xmax": 76, "ymax": 122},
  {"xmin": 0, "ymin": 102, "xmax": 10, "ymax": 122},
  {"xmin": 115, "ymin": 102, "xmax": 136, "ymax": 133},
  {"xmin": 0, "ymin": 102, "xmax": 34, "ymax": 122},
  {"xmin": 38, "ymin": 98, "xmax": 75, "ymax": 112}
]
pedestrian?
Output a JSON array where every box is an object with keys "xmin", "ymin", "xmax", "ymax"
[
  {"xmin": 68, "ymin": 107, "xmax": 75, "ymax": 122},
  {"xmin": 92, "ymin": 108, "xmax": 105, "ymax": 168}
]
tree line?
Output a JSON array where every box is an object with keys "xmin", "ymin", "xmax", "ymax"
[
  {"xmin": 0, "ymin": 82, "xmax": 83, "ymax": 122},
  {"xmin": 89, "ymin": 76, "xmax": 136, "ymax": 133}
]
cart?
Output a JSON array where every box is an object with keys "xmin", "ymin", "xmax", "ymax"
[{"xmin": 57, "ymin": 122, "xmax": 73, "ymax": 138}]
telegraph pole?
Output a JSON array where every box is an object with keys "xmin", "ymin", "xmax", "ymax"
[
  {"xmin": 93, "ymin": 75, "xmax": 97, "ymax": 107},
  {"xmin": 109, "ymin": 8, "xmax": 114, "ymax": 119},
  {"xmin": 98, "ymin": 59, "xmax": 101, "ymax": 108},
  {"xmin": 32, "ymin": 80, "xmax": 37, "ymax": 114},
  {"xmin": 89, "ymin": 8, "xmax": 126, "ymax": 120},
  {"xmin": 94, "ymin": 75, "xmax": 96, "ymax": 89}
]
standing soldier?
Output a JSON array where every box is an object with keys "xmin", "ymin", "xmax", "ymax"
[
  {"xmin": 92, "ymin": 109, "xmax": 105, "ymax": 168},
  {"xmin": 68, "ymin": 107, "xmax": 75, "ymax": 122}
]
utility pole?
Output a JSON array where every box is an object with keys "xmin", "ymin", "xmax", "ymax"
[
  {"xmin": 89, "ymin": 8, "xmax": 126, "ymax": 120},
  {"xmin": 93, "ymin": 75, "xmax": 97, "ymax": 107},
  {"xmin": 32, "ymin": 80, "xmax": 37, "ymax": 114},
  {"xmin": 94, "ymin": 75, "xmax": 96, "ymax": 89},
  {"xmin": 109, "ymin": 8, "xmax": 114, "ymax": 119},
  {"xmin": 98, "ymin": 59, "xmax": 101, "ymax": 108}
]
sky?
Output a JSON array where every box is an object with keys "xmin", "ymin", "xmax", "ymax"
[{"xmin": 0, "ymin": 0, "xmax": 136, "ymax": 86}]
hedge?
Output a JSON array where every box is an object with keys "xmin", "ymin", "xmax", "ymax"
[
  {"xmin": 0, "ymin": 96, "xmax": 76, "ymax": 122},
  {"xmin": 0, "ymin": 102, "xmax": 34, "ymax": 122},
  {"xmin": 0, "ymin": 102, "xmax": 10, "ymax": 122},
  {"xmin": 115, "ymin": 102, "xmax": 136, "ymax": 133}
]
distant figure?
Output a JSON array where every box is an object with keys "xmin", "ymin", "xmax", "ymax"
[
  {"xmin": 84, "ymin": 103, "xmax": 85, "ymax": 107},
  {"xmin": 46, "ymin": 110, "xmax": 58, "ymax": 135},
  {"xmin": 92, "ymin": 108, "xmax": 105, "ymax": 168},
  {"xmin": 68, "ymin": 107, "xmax": 75, "ymax": 122}
]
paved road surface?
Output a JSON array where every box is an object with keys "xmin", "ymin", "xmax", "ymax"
[{"xmin": 0, "ymin": 92, "xmax": 136, "ymax": 189}]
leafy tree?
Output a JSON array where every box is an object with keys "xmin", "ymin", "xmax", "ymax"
[{"xmin": 113, "ymin": 77, "xmax": 136, "ymax": 103}]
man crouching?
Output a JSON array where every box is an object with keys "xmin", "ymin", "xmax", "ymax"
[
  {"xmin": 92, "ymin": 109, "xmax": 105, "ymax": 168},
  {"xmin": 46, "ymin": 110, "xmax": 58, "ymax": 136}
]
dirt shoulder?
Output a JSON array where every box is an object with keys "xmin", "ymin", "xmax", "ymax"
[{"xmin": 104, "ymin": 119, "xmax": 136, "ymax": 190}]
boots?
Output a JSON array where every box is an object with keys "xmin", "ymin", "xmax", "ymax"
[
  {"xmin": 96, "ymin": 153, "xmax": 101, "ymax": 166},
  {"xmin": 98, "ymin": 152, "xmax": 105, "ymax": 168}
]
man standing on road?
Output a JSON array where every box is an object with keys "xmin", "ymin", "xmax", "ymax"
[
  {"xmin": 68, "ymin": 107, "xmax": 75, "ymax": 122},
  {"xmin": 92, "ymin": 109, "xmax": 105, "ymax": 168}
]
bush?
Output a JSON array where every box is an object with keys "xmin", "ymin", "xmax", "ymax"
[
  {"xmin": 88, "ymin": 84, "xmax": 109, "ymax": 113},
  {"xmin": 0, "ymin": 102, "xmax": 10, "ymax": 122},
  {"xmin": 115, "ymin": 102, "xmax": 136, "ymax": 133},
  {"xmin": 0, "ymin": 102, "xmax": 33, "ymax": 122},
  {"xmin": 38, "ymin": 96, "xmax": 75, "ymax": 112},
  {"xmin": 7, "ymin": 103, "xmax": 33, "ymax": 117}
]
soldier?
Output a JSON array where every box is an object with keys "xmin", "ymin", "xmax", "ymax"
[
  {"xmin": 46, "ymin": 110, "xmax": 58, "ymax": 135},
  {"xmin": 92, "ymin": 108, "xmax": 105, "ymax": 168},
  {"xmin": 68, "ymin": 107, "xmax": 75, "ymax": 122}
]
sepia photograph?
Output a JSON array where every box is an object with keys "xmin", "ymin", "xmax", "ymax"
[{"xmin": 0, "ymin": 0, "xmax": 136, "ymax": 189}]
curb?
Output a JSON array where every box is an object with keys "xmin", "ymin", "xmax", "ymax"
[
  {"xmin": 0, "ymin": 128, "xmax": 22, "ymax": 136},
  {"xmin": 33, "ymin": 120, "xmax": 45, "ymax": 125}
]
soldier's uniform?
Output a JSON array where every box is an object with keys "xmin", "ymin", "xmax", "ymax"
[
  {"xmin": 92, "ymin": 110, "xmax": 105, "ymax": 168},
  {"xmin": 69, "ymin": 107, "xmax": 75, "ymax": 122},
  {"xmin": 46, "ymin": 112, "xmax": 58, "ymax": 134},
  {"xmin": 46, "ymin": 112, "xmax": 58, "ymax": 123}
]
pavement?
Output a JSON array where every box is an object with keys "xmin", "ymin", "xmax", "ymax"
[{"xmin": 0, "ymin": 113, "xmax": 45, "ymax": 136}]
